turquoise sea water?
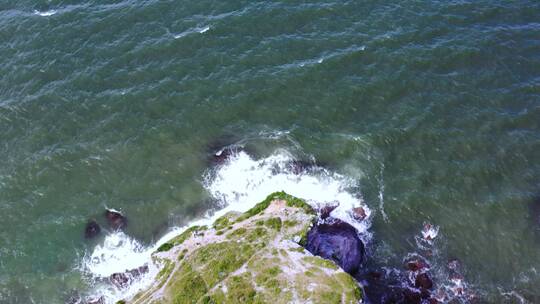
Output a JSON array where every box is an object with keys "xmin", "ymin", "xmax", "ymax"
[{"xmin": 1, "ymin": 0, "xmax": 539, "ymax": 303}]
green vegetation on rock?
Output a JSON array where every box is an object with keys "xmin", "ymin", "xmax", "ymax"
[{"xmin": 137, "ymin": 192, "xmax": 361, "ymax": 304}]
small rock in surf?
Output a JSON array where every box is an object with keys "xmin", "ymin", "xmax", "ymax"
[
  {"xmin": 212, "ymin": 146, "xmax": 243, "ymax": 164},
  {"xmin": 318, "ymin": 202, "xmax": 339, "ymax": 219},
  {"xmin": 109, "ymin": 265, "xmax": 149, "ymax": 289},
  {"xmin": 351, "ymin": 206, "xmax": 367, "ymax": 221},
  {"xmin": 406, "ymin": 259, "xmax": 429, "ymax": 272},
  {"xmin": 415, "ymin": 272, "xmax": 433, "ymax": 290},
  {"xmin": 104, "ymin": 209, "xmax": 127, "ymax": 230}
]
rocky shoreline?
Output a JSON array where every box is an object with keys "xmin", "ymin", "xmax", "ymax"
[
  {"xmin": 76, "ymin": 190, "xmax": 475, "ymax": 304},
  {"xmin": 76, "ymin": 182, "xmax": 485, "ymax": 304}
]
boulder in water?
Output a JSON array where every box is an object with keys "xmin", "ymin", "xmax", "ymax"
[
  {"xmin": 407, "ymin": 259, "xmax": 429, "ymax": 272},
  {"xmin": 305, "ymin": 217, "xmax": 365, "ymax": 274},
  {"xmin": 415, "ymin": 272, "xmax": 433, "ymax": 290},
  {"xmin": 403, "ymin": 288, "xmax": 422, "ymax": 304},
  {"xmin": 84, "ymin": 220, "xmax": 101, "ymax": 239},
  {"xmin": 318, "ymin": 202, "xmax": 339, "ymax": 220},
  {"xmin": 105, "ymin": 209, "xmax": 127, "ymax": 230},
  {"xmin": 86, "ymin": 296, "xmax": 104, "ymax": 304},
  {"xmin": 351, "ymin": 206, "xmax": 367, "ymax": 221}
]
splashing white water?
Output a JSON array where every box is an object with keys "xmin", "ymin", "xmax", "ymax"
[
  {"xmin": 204, "ymin": 150, "xmax": 371, "ymax": 235},
  {"xmin": 84, "ymin": 231, "xmax": 148, "ymax": 277},
  {"xmin": 82, "ymin": 150, "xmax": 371, "ymax": 303},
  {"xmin": 33, "ymin": 9, "xmax": 57, "ymax": 16}
]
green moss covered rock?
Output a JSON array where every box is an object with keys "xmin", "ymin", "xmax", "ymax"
[{"xmin": 130, "ymin": 192, "xmax": 362, "ymax": 304}]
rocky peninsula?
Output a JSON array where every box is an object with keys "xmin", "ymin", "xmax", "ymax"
[{"xmin": 120, "ymin": 192, "xmax": 364, "ymax": 304}]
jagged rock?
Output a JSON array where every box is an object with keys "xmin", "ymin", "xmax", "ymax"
[
  {"xmin": 84, "ymin": 220, "xmax": 101, "ymax": 239},
  {"xmin": 318, "ymin": 202, "xmax": 339, "ymax": 219},
  {"xmin": 415, "ymin": 273, "xmax": 433, "ymax": 290},
  {"xmin": 351, "ymin": 206, "xmax": 367, "ymax": 221},
  {"xmin": 104, "ymin": 209, "xmax": 127, "ymax": 230},
  {"xmin": 407, "ymin": 259, "xmax": 429, "ymax": 272},
  {"xmin": 305, "ymin": 217, "xmax": 365, "ymax": 274},
  {"xmin": 109, "ymin": 265, "xmax": 149, "ymax": 289}
]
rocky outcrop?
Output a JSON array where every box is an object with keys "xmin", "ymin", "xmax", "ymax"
[
  {"xmin": 305, "ymin": 218, "xmax": 365, "ymax": 274},
  {"xmin": 109, "ymin": 265, "xmax": 149, "ymax": 289},
  {"xmin": 104, "ymin": 209, "xmax": 127, "ymax": 230},
  {"xmin": 124, "ymin": 192, "xmax": 363, "ymax": 304}
]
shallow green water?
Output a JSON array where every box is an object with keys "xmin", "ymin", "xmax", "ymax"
[{"xmin": 1, "ymin": 0, "xmax": 540, "ymax": 303}]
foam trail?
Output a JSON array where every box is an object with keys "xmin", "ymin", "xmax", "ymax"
[
  {"xmin": 173, "ymin": 25, "xmax": 211, "ymax": 39},
  {"xmin": 33, "ymin": 9, "xmax": 57, "ymax": 16},
  {"xmin": 82, "ymin": 150, "xmax": 371, "ymax": 303}
]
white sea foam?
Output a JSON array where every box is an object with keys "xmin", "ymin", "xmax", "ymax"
[
  {"xmin": 204, "ymin": 150, "xmax": 372, "ymax": 236},
  {"xmin": 84, "ymin": 231, "xmax": 146, "ymax": 277},
  {"xmin": 33, "ymin": 9, "xmax": 57, "ymax": 16},
  {"xmin": 173, "ymin": 25, "xmax": 211, "ymax": 39},
  {"xmin": 198, "ymin": 26, "xmax": 210, "ymax": 33},
  {"xmin": 82, "ymin": 150, "xmax": 371, "ymax": 303}
]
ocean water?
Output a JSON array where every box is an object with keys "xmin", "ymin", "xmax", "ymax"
[{"xmin": 0, "ymin": 0, "xmax": 539, "ymax": 303}]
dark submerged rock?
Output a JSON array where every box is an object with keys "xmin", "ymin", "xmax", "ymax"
[
  {"xmin": 415, "ymin": 273, "xmax": 433, "ymax": 290},
  {"xmin": 305, "ymin": 217, "xmax": 365, "ymax": 274},
  {"xmin": 104, "ymin": 209, "xmax": 127, "ymax": 230},
  {"xmin": 403, "ymin": 288, "xmax": 422, "ymax": 304},
  {"xmin": 406, "ymin": 259, "xmax": 429, "ymax": 272},
  {"xmin": 212, "ymin": 146, "xmax": 243, "ymax": 164},
  {"xmin": 84, "ymin": 220, "xmax": 101, "ymax": 239}
]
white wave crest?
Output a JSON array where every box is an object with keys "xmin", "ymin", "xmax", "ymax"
[
  {"xmin": 33, "ymin": 9, "xmax": 57, "ymax": 16},
  {"xmin": 84, "ymin": 231, "xmax": 148, "ymax": 277}
]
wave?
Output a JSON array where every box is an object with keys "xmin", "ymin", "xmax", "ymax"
[
  {"xmin": 33, "ymin": 10, "xmax": 57, "ymax": 17},
  {"xmin": 81, "ymin": 149, "xmax": 371, "ymax": 303},
  {"xmin": 173, "ymin": 25, "xmax": 211, "ymax": 39}
]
